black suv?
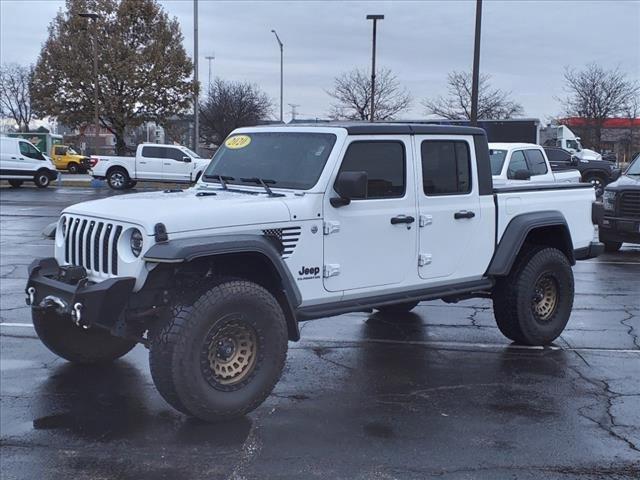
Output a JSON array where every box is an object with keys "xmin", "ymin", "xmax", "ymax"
[
  {"xmin": 544, "ymin": 147, "xmax": 621, "ymax": 197},
  {"xmin": 595, "ymin": 154, "xmax": 640, "ymax": 251}
]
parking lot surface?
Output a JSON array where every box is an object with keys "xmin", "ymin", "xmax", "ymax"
[{"xmin": 1, "ymin": 185, "xmax": 639, "ymax": 479}]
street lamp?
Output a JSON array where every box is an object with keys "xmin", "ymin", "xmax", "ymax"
[
  {"xmin": 470, "ymin": 0, "xmax": 483, "ymax": 126},
  {"xmin": 193, "ymin": 0, "xmax": 199, "ymax": 152},
  {"xmin": 271, "ymin": 29, "xmax": 284, "ymax": 123},
  {"xmin": 205, "ymin": 55, "xmax": 215, "ymax": 94},
  {"xmin": 78, "ymin": 12, "xmax": 101, "ymax": 153},
  {"xmin": 366, "ymin": 14, "xmax": 384, "ymax": 122}
]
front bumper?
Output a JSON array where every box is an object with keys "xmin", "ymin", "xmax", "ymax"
[
  {"xmin": 598, "ymin": 215, "xmax": 640, "ymax": 244},
  {"xmin": 26, "ymin": 258, "xmax": 135, "ymax": 330}
]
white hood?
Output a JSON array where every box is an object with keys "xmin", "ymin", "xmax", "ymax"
[{"xmin": 63, "ymin": 188, "xmax": 292, "ymax": 234}]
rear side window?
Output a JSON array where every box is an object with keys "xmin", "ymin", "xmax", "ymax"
[
  {"xmin": 421, "ymin": 140, "xmax": 471, "ymax": 195},
  {"xmin": 525, "ymin": 149, "xmax": 548, "ymax": 175},
  {"xmin": 141, "ymin": 146, "xmax": 167, "ymax": 158},
  {"xmin": 337, "ymin": 141, "xmax": 405, "ymax": 199},
  {"xmin": 507, "ymin": 150, "xmax": 528, "ymax": 179}
]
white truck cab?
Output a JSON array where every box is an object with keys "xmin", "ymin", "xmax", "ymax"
[
  {"xmin": 27, "ymin": 124, "xmax": 603, "ymax": 422},
  {"xmin": 490, "ymin": 142, "xmax": 580, "ymax": 185},
  {"xmin": 90, "ymin": 143, "xmax": 211, "ymax": 189},
  {"xmin": 0, "ymin": 136, "xmax": 58, "ymax": 188}
]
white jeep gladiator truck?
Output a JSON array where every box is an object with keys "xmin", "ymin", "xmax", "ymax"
[
  {"xmin": 489, "ymin": 143, "xmax": 580, "ymax": 185},
  {"xmin": 26, "ymin": 124, "xmax": 603, "ymax": 422},
  {"xmin": 90, "ymin": 143, "xmax": 210, "ymax": 190}
]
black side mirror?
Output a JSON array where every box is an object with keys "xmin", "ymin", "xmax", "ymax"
[
  {"xmin": 182, "ymin": 156, "xmax": 192, "ymax": 163},
  {"xmin": 331, "ymin": 171, "xmax": 368, "ymax": 207},
  {"xmin": 570, "ymin": 156, "xmax": 579, "ymax": 167},
  {"xmin": 512, "ymin": 169, "xmax": 531, "ymax": 180}
]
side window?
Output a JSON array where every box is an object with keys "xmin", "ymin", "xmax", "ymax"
[
  {"xmin": 421, "ymin": 140, "xmax": 471, "ymax": 195},
  {"xmin": 19, "ymin": 142, "xmax": 43, "ymax": 160},
  {"xmin": 525, "ymin": 149, "xmax": 548, "ymax": 175},
  {"xmin": 545, "ymin": 149, "xmax": 565, "ymax": 162},
  {"xmin": 54, "ymin": 146, "xmax": 66, "ymax": 155},
  {"xmin": 337, "ymin": 141, "xmax": 405, "ymax": 199},
  {"xmin": 141, "ymin": 146, "xmax": 165, "ymax": 158},
  {"xmin": 507, "ymin": 150, "xmax": 528, "ymax": 179}
]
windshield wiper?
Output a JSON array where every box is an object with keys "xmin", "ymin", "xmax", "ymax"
[
  {"xmin": 203, "ymin": 174, "xmax": 234, "ymax": 189},
  {"xmin": 240, "ymin": 177, "xmax": 284, "ymax": 197}
]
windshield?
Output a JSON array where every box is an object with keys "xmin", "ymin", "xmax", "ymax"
[
  {"xmin": 489, "ymin": 149, "xmax": 508, "ymax": 175},
  {"xmin": 180, "ymin": 146, "xmax": 201, "ymax": 158},
  {"xmin": 627, "ymin": 155, "xmax": 640, "ymax": 175},
  {"xmin": 566, "ymin": 139, "xmax": 580, "ymax": 151},
  {"xmin": 67, "ymin": 147, "xmax": 78, "ymax": 154},
  {"xmin": 203, "ymin": 132, "xmax": 337, "ymax": 190}
]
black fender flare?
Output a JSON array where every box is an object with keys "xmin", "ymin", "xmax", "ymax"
[
  {"xmin": 144, "ymin": 234, "xmax": 302, "ymax": 340},
  {"xmin": 486, "ymin": 211, "xmax": 575, "ymax": 277}
]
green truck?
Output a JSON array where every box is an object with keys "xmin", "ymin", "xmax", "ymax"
[{"xmin": 7, "ymin": 132, "xmax": 63, "ymax": 156}]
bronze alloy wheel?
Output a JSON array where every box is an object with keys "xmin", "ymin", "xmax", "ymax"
[
  {"xmin": 531, "ymin": 274, "xmax": 559, "ymax": 322},
  {"xmin": 202, "ymin": 319, "xmax": 258, "ymax": 388}
]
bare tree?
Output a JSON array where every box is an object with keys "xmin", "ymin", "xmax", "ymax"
[
  {"xmin": 327, "ymin": 68, "xmax": 411, "ymax": 121},
  {"xmin": 423, "ymin": 71, "xmax": 524, "ymax": 120},
  {"xmin": 0, "ymin": 63, "xmax": 34, "ymax": 132},
  {"xmin": 622, "ymin": 94, "xmax": 640, "ymax": 162},
  {"xmin": 199, "ymin": 78, "xmax": 273, "ymax": 142},
  {"xmin": 560, "ymin": 63, "xmax": 639, "ymax": 151}
]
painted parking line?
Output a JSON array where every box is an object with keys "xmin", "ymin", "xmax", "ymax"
[
  {"xmin": 580, "ymin": 260, "xmax": 640, "ymax": 265},
  {"xmin": 0, "ymin": 323, "xmax": 33, "ymax": 328}
]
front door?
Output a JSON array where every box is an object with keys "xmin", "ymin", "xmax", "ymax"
[
  {"xmin": 323, "ymin": 137, "xmax": 417, "ymax": 292},
  {"xmin": 162, "ymin": 147, "xmax": 192, "ymax": 182},
  {"xmin": 415, "ymin": 135, "xmax": 492, "ymax": 281}
]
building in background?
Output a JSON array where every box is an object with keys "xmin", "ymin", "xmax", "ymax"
[{"xmin": 561, "ymin": 117, "xmax": 640, "ymax": 163}]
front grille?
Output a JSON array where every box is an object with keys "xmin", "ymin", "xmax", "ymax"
[
  {"xmin": 263, "ymin": 227, "xmax": 301, "ymax": 259},
  {"xmin": 619, "ymin": 191, "xmax": 640, "ymax": 218},
  {"xmin": 63, "ymin": 215, "xmax": 123, "ymax": 275}
]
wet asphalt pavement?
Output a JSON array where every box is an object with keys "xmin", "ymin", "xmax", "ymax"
[{"xmin": 1, "ymin": 185, "xmax": 639, "ymax": 479}]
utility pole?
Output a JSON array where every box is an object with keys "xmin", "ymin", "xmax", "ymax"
[
  {"xmin": 193, "ymin": 0, "xmax": 199, "ymax": 152},
  {"xmin": 205, "ymin": 55, "xmax": 215, "ymax": 94},
  {"xmin": 288, "ymin": 103, "xmax": 300, "ymax": 122},
  {"xmin": 78, "ymin": 12, "xmax": 101, "ymax": 153},
  {"xmin": 470, "ymin": 0, "xmax": 483, "ymax": 126},
  {"xmin": 366, "ymin": 14, "xmax": 384, "ymax": 123},
  {"xmin": 271, "ymin": 30, "xmax": 284, "ymax": 123}
]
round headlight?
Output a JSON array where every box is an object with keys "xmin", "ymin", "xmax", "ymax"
[{"xmin": 130, "ymin": 229, "xmax": 143, "ymax": 257}]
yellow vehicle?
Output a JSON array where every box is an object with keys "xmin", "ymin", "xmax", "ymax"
[{"xmin": 50, "ymin": 145, "xmax": 90, "ymax": 173}]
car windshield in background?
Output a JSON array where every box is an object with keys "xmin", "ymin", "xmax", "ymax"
[
  {"xmin": 489, "ymin": 149, "xmax": 508, "ymax": 175},
  {"xmin": 203, "ymin": 132, "xmax": 337, "ymax": 190},
  {"xmin": 627, "ymin": 156, "xmax": 640, "ymax": 175}
]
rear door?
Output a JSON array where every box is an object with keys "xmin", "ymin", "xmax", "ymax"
[
  {"xmin": 162, "ymin": 147, "xmax": 193, "ymax": 182},
  {"xmin": 415, "ymin": 135, "xmax": 493, "ymax": 281},
  {"xmin": 0, "ymin": 139, "xmax": 20, "ymax": 173},
  {"xmin": 137, "ymin": 146, "xmax": 165, "ymax": 180},
  {"xmin": 322, "ymin": 136, "xmax": 417, "ymax": 292}
]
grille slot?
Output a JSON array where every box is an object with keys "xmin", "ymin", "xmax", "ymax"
[
  {"xmin": 62, "ymin": 215, "xmax": 126, "ymax": 277},
  {"xmin": 263, "ymin": 227, "xmax": 301, "ymax": 259},
  {"xmin": 619, "ymin": 191, "xmax": 640, "ymax": 219}
]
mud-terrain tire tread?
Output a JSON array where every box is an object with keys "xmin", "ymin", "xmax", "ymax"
[
  {"xmin": 32, "ymin": 310, "xmax": 136, "ymax": 363},
  {"xmin": 493, "ymin": 246, "xmax": 573, "ymax": 345},
  {"xmin": 149, "ymin": 278, "xmax": 288, "ymax": 422}
]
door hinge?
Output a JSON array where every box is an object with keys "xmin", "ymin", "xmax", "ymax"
[
  {"xmin": 418, "ymin": 254, "xmax": 432, "ymax": 267},
  {"xmin": 323, "ymin": 221, "xmax": 340, "ymax": 235},
  {"xmin": 419, "ymin": 214, "xmax": 432, "ymax": 227},
  {"xmin": 323, "ymin": 264, "xmax": 341, "ymax": 278}
]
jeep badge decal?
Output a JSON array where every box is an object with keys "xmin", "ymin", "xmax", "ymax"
[
  {"xmin": 225, "ymin": 135, "xmax": 251, "ymax": 149},
  {"xmin": 297, "ymin": 266, "xmax": 320, "ymax": 280}
]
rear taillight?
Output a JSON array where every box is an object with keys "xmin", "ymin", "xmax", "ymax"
[{"xmin": 90, "ymin": 157, "xmax": 99, "ymax": 167}]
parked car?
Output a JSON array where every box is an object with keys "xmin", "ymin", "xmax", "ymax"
[
  {"xmin": 544, "ymin": 146, "xmax": 621, "ymax": 197},
  {"xmin": 90, "ymin": 143, "xmax": 211, "ymax": 190},
  {"xmin": 595, "ymin": 154, "xmax": 640, "ymax": 251},
  {"xmin": 0, "ymin": 136, "xmax": 58, "ymax": 188},
  {"xmin": 26, "ymin": 123, "xmax": 602, "ymax": 422},
  {"xmin": 489, "ymin": 143, "xmax": 580, "ymax": 185},
  {"xmin": 50, "ymin": 145, "xmax": 91, "ymax": 173}
]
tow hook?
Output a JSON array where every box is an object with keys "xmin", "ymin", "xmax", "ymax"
[
  {"xmin": 72, "ymin": 302, "xmax": 89, "ymax": 330},
  {"xmin": 26, "ymin": 287, "xmax": 36, "ymax": 306}
]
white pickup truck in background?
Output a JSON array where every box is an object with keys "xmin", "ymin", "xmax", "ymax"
[
  {"xmin": 90, "ymin": 143, "xmax": 211, "ymax": 190},
  {"xmin": 490, "ymin": 143, "xmax": 581, "ymax": 185}
]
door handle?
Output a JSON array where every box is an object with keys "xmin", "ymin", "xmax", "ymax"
[
  {"xmin": 454, "ymin": 210, "xmax": 475, "ymax": 220},
  {"xmin": 390, "ymin": 215, "xmax": 415, "ymax": 225},
  {"xmin": 164, "ymin": 163, "xmax": 171, "ymax": 166},
  {"xmin": 10, "ymin": 157, "xmax": 17, "ymax": 159}
]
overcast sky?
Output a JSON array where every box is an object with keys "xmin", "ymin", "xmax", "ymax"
[{"xmin": 1, "ymin": 0, "xmax": 638, "ymax": 122}]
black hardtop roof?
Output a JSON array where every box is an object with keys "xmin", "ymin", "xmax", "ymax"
[{"xmin": 252, "ymin": 122, "xmax": 487, "ymax": 136}]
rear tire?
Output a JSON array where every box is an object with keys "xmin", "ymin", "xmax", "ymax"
[
  {"xmin": 603, "ymin": 241, "xmax": 622, "ymax": 252},
  {"xmin": 126, "ymin": 180, "xmax": 137, "ymax": 189},
  {"xmin": 492, "ymin": 246, "xmax": 574, "ymax": 345},
  {"xmin": 8, "ymin": 180, "xmax": 23, "ymax": 188},
  {"xmin": 107, "ymin": 168, "xmax": 129, "ymax": 190},
  {"xmin": 34, "ymin": 170, "xmax": 51, "ymax": 188},
  {"xmin": 67, "ymin": 162, "xmax": 79, "ymax": 174},
  {"xmin": 149, "ymin": 279, "xmax": 288, "ymax": 422},
  {"xmin": 376, "ymin": 301, "xmax": 419, "ymax": 314},
  {"xmin": 32, "ymin": 309, "xmax": 136, "ymax": 363}
]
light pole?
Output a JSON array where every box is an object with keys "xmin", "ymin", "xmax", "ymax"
[
  {"xmin": 470, "ymin": 0, "xmax": 483, "ymax": 126},
  {"xmin": 366, "ymin": 15, "xmax": 384, "ymax": 122},
  {"xmin": 193, "ymin": 0, "xmax": 199, "ymax": 152},
  {"xmin": 271, "ymin": 29, "xmax": 284, "ymax": 123},
  {"xmin": 205, "ymin": 55, "xmax": 215, "ymax": 94},
  {"xmin": 78, "ymin": 12, "xmax": 100, "ymax": 153}
]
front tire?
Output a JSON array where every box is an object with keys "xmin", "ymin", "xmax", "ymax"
[
  {"xmin": 583, "ymin": 173, "xmax": 605, "ymax": 197},
  {"xmin": 32, "ymin": 309, "xmax": 136, "ymax": 363},
  {"xmin": 107, "ymin": 168, "xmax": 129, "ymax": 190},
  {"xmin": 34, "ymin": 170, "xmax": 51, "ymax": 188},
  {"xmin": 492, "ymin": 246, "xmax": 574, "ymax": 346},
  {"xmin": 149, "ymin": 279, "xmax": 288, "ymax": 422},
  {"xmin": 67, "ymin": 162, "xmax": 79, "ymax": 174},
  {"xmin": 8, "ymin": 180, "xmax": 23, "ymax": 188}
]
